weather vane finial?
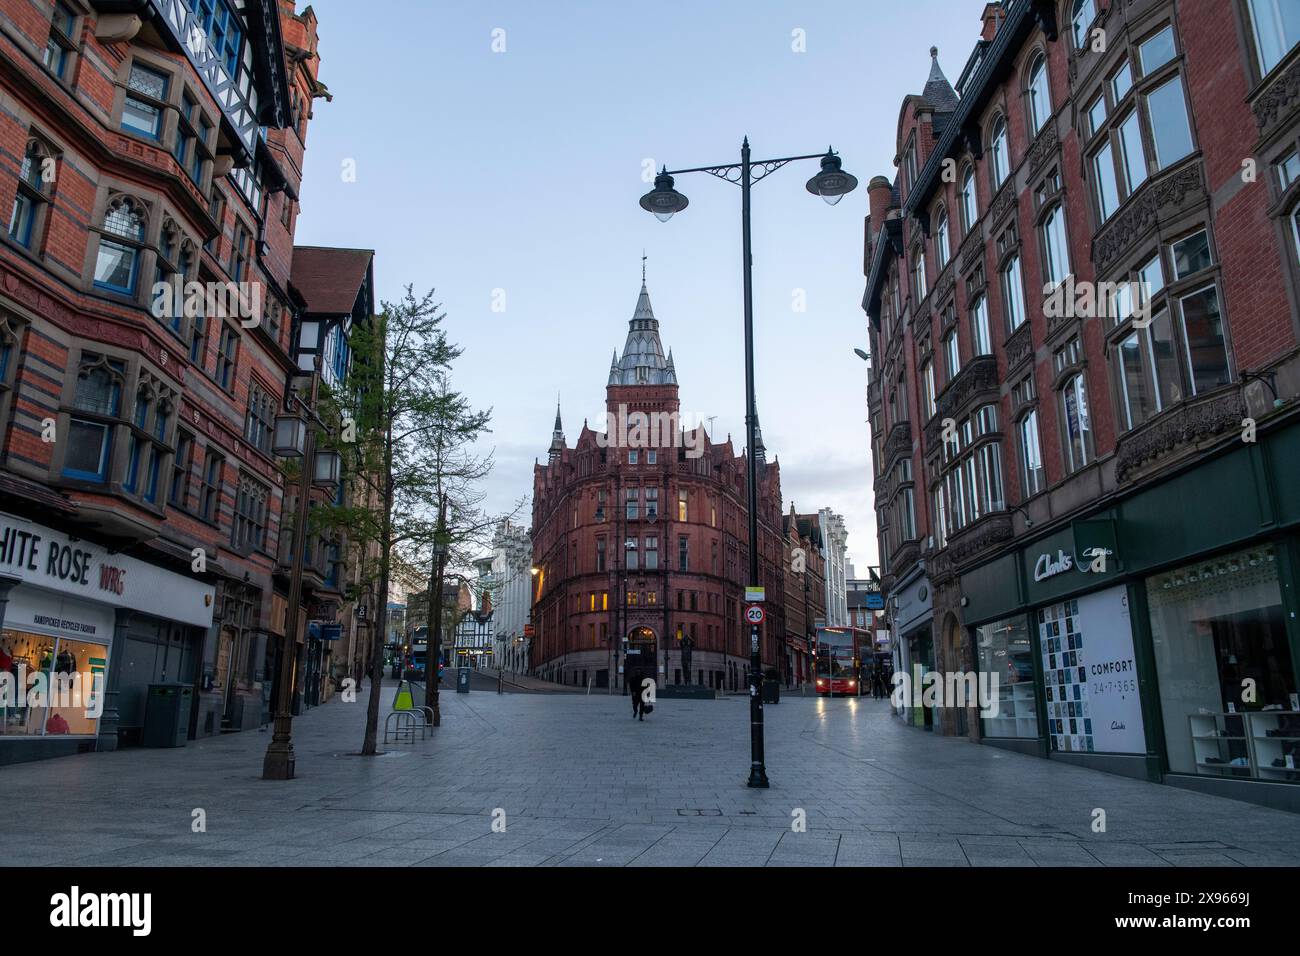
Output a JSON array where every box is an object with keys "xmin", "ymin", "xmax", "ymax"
[{"xmin": 642, "ymin": 250, "xmax": 647, "ymax": 283}]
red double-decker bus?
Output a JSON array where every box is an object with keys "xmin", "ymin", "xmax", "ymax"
[{"xmin": 813, "ymin": 626, "xmax": 869, "ymax": 696}]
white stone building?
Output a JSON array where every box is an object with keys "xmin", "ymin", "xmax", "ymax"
[
  {"xmin": 820, "ymin": 508, "xmax": 849, "ymax": 627},
  {"xmin": 478, "ymin": 519, "xmax": 533, "ymax": 673}
]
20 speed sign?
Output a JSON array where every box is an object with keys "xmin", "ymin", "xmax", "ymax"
[{"xmin": 745, "ymin": 604, "xmax": 766, "ymax": 625}]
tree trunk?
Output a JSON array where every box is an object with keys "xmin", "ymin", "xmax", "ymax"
[{"xmin": 361, "ymin": 424, "xmax": 395, "ymax": 755}]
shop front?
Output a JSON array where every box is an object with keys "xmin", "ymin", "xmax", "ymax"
[
  {"xmin": 0, "ymin": 512, "xmax": 215, "ymax": 764},
  {"xmin": 958, "ymin": 416, "xmax": 1300, "ymax": 809},
  {"xmin": 889, "ymin": 565, "xmax": 933, "ymax": 729}
]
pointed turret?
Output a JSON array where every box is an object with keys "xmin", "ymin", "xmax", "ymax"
[
  {"xmin": 611, "ymin": 281, "xmax": 675, "ymax": 386},
  {"xmin": 548, "ymin": 401, "xmax": 565, "ymax": 463},
  {"xmin": 922, "ymin": 46, "xmax": 959, "ymax": 113}
]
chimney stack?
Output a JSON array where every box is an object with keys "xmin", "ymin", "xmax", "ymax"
[{"xmin": 981, "ymin": 2, "xmax": 1004, "ymax": 42}]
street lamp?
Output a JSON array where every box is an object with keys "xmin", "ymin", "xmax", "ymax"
[
  {"xmin": 853, "ymin": 348, "xmax": 870, "ymax": 363},
  {"xmin": 640, "ymin": 137, "xmax": 857, "ymax": 789},
  {"xmin": 264, "ymin": 370, "xmax": 334, "ymax": 780}
]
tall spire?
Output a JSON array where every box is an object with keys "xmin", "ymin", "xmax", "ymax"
[
  {"xmin": 610, "ymin": 274, "xmax": 676, "ymax": 386},
  {"xmin": 548, "ymin": 399, "xmax": 565, "ymax": 463}
]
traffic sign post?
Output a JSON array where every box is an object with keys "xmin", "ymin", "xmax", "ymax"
[{"xmin": 745, "ymin": 604, "xmax": 766, "ymax": 625}]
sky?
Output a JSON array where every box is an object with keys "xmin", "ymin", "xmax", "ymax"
[{"xmin": 292, "ymin": 0, "xmax": 991, "ymax": 574}]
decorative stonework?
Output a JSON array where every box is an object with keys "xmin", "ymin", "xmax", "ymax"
[
  {"xmin": 1093, "ymin": 163, "xmax": 1203, "ymax": 272},
  {"xmin": 988, "ymin": 179, "xmax": 1018, "ymax": 228},
  {"xmin": 1114, "ymin": 388, "xmax": 1247, "ymax": 482},
  {"xmin": 1005, "ymin": 320, "xmax": 1033, "ymax": 371},
  {"xmin": 1254, "ymin": 56, "xmax": 1300, "ymax": 135},
  {"xmin": 882, "ymin": 420, "xmax": 912, "ymax": 470},
  {"xmin": 931, "ymin": 266, "xmax": 955, "ymax": 307},
  {"xmin": 925, "ymin": 355, "xmax": 999, "ymax": 449},
  {"xmin": 946, "ymin": 513, "xmax": 1013, "ymax": 567},
  {"xmin": 891, "ymin": 540, "xmax": 921, "ymax": 579},
  {"xmin": 959, "ymin": 226, "xmax": 985, "ymax": 274},
  {"xmin": 1026, "ymin": 122, "xmax": 1058, "ymax": 175}
]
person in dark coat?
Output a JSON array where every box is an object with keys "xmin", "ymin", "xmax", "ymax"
[{"xmin": 630, "ymin": 667, "xmax": 652, "ymax": 720}]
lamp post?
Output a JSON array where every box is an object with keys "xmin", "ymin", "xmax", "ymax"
[
  {"xmin": 263, "ymin": 370, "xmax": 343, "ymax": 780},
  {"xmin": 640, "ymin": 139, "xmax": 857, "ymax": 788}
]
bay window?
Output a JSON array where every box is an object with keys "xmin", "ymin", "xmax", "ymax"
[
  {"xmin": 94, "ymin": 196, "xmax": 147, "ymax": 295},
  {"xmin": 1145, "ymin": 76, "xmax": 1194, "ymax": 170},
  {"xmin": 1247, "ymin": 0, "xmax": 1300, "ymax": 76},
  {"xmin": 943, "ymin": 329, "xmax": 960, "ymax": 379},
  {"xmin": 1018, "ymin": 409, "xmax": 1045, "ymax": 496},
  {"xmin": 1002, "ymin": 254, "xmax": 1027, "ymax": 331},
  {"xmin": 122, "ymin": 62, "xmax": 168, "ymax": 140},
  {"xmin": 1042, "ymin": 204, "xmax": 1070, "ymax": 288},
  {"xmin": 63, "ymin": 355, "xmax": 125, "ymax": 483},
  {"xmin": 970, "ymin": 295, "xmax": 992, "ymax": 355},
  {"xmin": 9, "ymin": 139, "xmax": 52, "ymax": 249}
]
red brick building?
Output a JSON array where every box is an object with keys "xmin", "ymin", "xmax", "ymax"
[
  {"xmin": 530, "ymin": 281, "xmax": 786, "ymax": 690},
  {"xmin": 781, "ymin": 504, "xmax": 826, "ymax": 685},
  {"xmin": 863, "ymin": 0, "xmax": 1300, "ymax": 808},
  {"xmin": 0, "ymin": 0, "xmax": 358, "ymax": 762}
]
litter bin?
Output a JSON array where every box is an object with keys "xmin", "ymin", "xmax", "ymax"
[
  {"xmin": 456, "ymin": 666, "xmax": 471, "ymax": 693},
  {"xmin": 762, "ymin": 669, "xmax": 780, "ymax": 704},
  {"xmin": 142, "ymin": 683, "xmax": 193, "ymax": 747}
]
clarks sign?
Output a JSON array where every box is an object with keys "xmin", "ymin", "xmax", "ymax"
[
  {"xmin": 1033, "ymin": 547, "xmax": 1115, "ymax": 582},
  {"xmin": 0, "ymin": 513, "xmax": 214, "ymax": 628}
]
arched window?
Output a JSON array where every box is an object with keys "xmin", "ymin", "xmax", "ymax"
[
  {"xmin": 1072, "ymin": 0, "xmax": 1097, "ymax": 50},
  {"xmin": 935, "ymin": 208, "xmax": 950, "ymax": 270},
  {"xmin": 990, "ymin": 116, "xmax": 1010, "ymax": 189},
  {"xmin": 960, "ymin": 166, "xmax": 977, "ymax": 232},
  {"xmin": 1028, "ymin": 53, "xmax": 1051, "ymax": 133},
  {"xmin": 94, "ymin": 196, "xmax": 148, "ymax": 294}
]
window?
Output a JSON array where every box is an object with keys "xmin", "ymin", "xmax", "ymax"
[
  {"xmin": 628, "ymin": 449, "xmax": 638, "ymax": 465},
  {"xmin": 44, "ymin": 2, "xmax": 77, "ymax": 78},
  {"xmin": 1071, "ymin": 0, "xmax": 1097, "ymax": 49},
  {"xmin": 122, "ymin": 63, "xmax": 169, "ymax": 140},
  {"xmin": 122, "ymin": 376, "xmax": 173, "ymax": 503},
  {"xmin": 0, "ymin": 316, "xmax": 19, "ymax": 387},
  {"xmin": 1042, "ymin": 205, "xmax": 1070, "ymax": 287},
  {"xmin": 596, "ymin": 537, "xmax": 606, "ymax": 572},
  {"xmin": 1178, "ymin": 285, "xmax": 1230, "ymax": 394},
  {"xmin": 230, "ymin": 223, "xmax": 251, "ymax": 282},
  {"xmin": 244, "ymin": 381, "xmax": 274, "ymax": 454},
  {"xmin": 94, "ymin": 196, "xmax": 147, "ymax": 294},
  {"xmin": 1018, "ymin": 409, "xmax": 1045, "ymax": 496},
  {"xmin": 9, "ymin": 139, "xmax": 52, "ymax": 249},
  {"xmin": 625, "ymin": 539, "xmax": 638, "ymax": 571},
  {"xmin": 189, "ymin": 0, "xmax": 244, "ymax": 74},
  {"xmin": 645, "ymin": 535, "xmax": 659, "ymax": 570},
  {"xmin": 1145, "ymin": 77, "xmax": 1194, "ymax": 170},
  {"xmin": 990, "ymin": 117, "xmax": 1010, "ymax": 188},
  {"xmin": 175, "ymin": 94, "xmax": 208, "ymax": 185},
  {"xmin": 943, "ymin": 330, "xmax": 960, "ymax": 379},
  {"xmin": 1002, "ymin": 254, "xmax": 1027, "ymax": 331},
  {"xmin": 232, "ymin": 474, "xmax": 269, "ymax": 552},
  {"xmin": 1277, "ymin": 151, "xmax": 1300, "ymax": 189},
  {"xmin": 970, "ymin": 296, "xmax": 992, "ymax": 355},
  {"xmin": 199, "ymin": 449, "xmax": 223, "ymax": 523},
  {"xmin": 1138, "ymin": 26, "xmax": 1177, "ymax": 74},
  {"xmin": 678, "ymin": 535, "xmax": 689, "ymax": 572},
  {"xmin": 1060, "ymin": 373, "xmax": 1092, "ymax": 473},
  {"xmin": 960, "ymin": 167, "xmax": 977, "ymax": 232},
  {"xmin": 646, "ymin": 449, "xmax": 656, "ymax": 464},
  {"xmin": 644, "ymin": 487, "xmax": 658, "ymax": 519},
  {"xmin": 170, "ymin": 430, "xmax": 193, "ymax": 507},
  {"xmin": 935, "ymin": 210, "xmax": 950, "ymax": 270},
  {"xmin": 1117, "ymin": 111, "xmax": 1148, "ymax": 193},
  {"xmin": 1093, "ymin": 141, "xmax": 1121, "ymax": 221},
  {"xmin": 932, "ymin": 487, "xmax": 947, "ymax": 548},
  {"xmin": 1248, "ymin": 0, "xmax": 1300, "ymax": 76},
  {"xmin": 215, "ymin": 324, "xmax": 237, "ymax": 391},
  {"xmin": 677, "ymin": 490, "xmax": 688, "ymax": 522},
  {"xmin": 1112, "ymin": 61, "xmax": 1133, "ymax": 101},
  {"xmin": 911, "ymin": 247, "xmax": 927, "ymax": 301},
  {"xmin": 189, "ymin": 309, "xmax": 207, "ymax": 366},
  {"xmin": 624, "ymin": 487, "xmax": 639, "ymax": 520},
  {"xmin": 1117, "ymin": 330, "xmax": 1157, "ymax": 430},
  {"xmin": 920, "ymin": 361, "xmax": 936, "ymax": 420},
  {"xmin": 1087, "ymin": 94, "xmax": 1107, "ymax": 137},
  {"xmin": 596, "ymin": 489, "xmax": 606, "ymax": 521},
  {"xmin": 1028, "ymin": 54, "xmax": 1051, "ymax": 133},
  {"xmin": 63, "ymin": 355, "xmax": 125, "ymax": 482},
  {"xmin": 152, "ymin": 222, "xmax": 194, "ymax": 336},
  {"xmin": 1172, "ymin": 230, "xmax": 1212, "ymax": 278}
]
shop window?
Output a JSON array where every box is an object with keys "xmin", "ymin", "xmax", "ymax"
[
  {"xmin": 122, "ymin": 62, "xmax": 169, "ymax": 140},
  {"xmin": 9, "ymin": 139, "xmax": 54, "ymax": 249},
  {"xmin": 63, "ymin": 354, "xmax": 126, "ymax": 483},
  {"xmin": 1246, "ymin": 0, "xmax": 1300, "ymax": 77},
  {"xmin": 0, "ymin": 631, "xmax": 108, "ymax": 737},
  {"xmin": 977, "ymin": 616, "xmax": 1038, "ymax": 738},
  {"xmin": 1148, "ymin": 544, "xmax": 1297, "ymax": 779}
]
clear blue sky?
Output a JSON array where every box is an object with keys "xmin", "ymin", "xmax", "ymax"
[{"xmin": 293, "ymin": 0, "xmax": 989, "ymax": 574}]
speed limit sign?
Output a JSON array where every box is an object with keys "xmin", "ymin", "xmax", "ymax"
[{"xmin": 745, "ymin": 604, "xmax": 766, "ymax": 625}]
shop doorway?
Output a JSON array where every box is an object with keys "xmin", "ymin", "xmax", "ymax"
[
  {"xmin": 942, "ymin": 614, "xmax": 969, "ymax": 737},
  {"xmin": 906, "ymin": 624, "xmax": 934, "ymax": 730}
]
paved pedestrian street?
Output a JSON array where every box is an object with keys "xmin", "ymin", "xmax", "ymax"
[{"xmin": 6, "ymin": 683, "xmax": 1300, "ymax": 868}]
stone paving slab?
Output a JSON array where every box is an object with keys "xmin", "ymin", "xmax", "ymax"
[{"xmin": 3, "ymin": 681, "xmax": 1300, "ymax": 867}]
